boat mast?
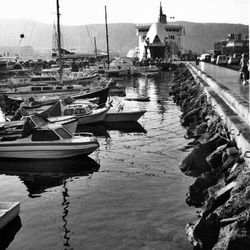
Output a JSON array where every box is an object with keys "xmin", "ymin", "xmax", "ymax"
[
  {"xmin": 56, "ymin": 0, "xmax": 63, "ymax": 83},
  {"xmin": 104, "ymin": 5, "xmax": 110, "ymax": 69}
]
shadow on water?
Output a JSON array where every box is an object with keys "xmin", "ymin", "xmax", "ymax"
[
  {"xmin": 0, "ymin": 156, "xmax": 100, "ymax": 198},
  {"xmin": 76, "ymin": 123, "xmax": 110, "ymax": 137},
  {"xmin": 0, "ymin": 216, "xmax": 22, "ymax": 250},
  {"xmin": 104, "ymin": 121, "xmax": 147, "ymax": 134},
  {"xmin": 76, "ymin": 122, "xmax": 147, "ymax": 136}
]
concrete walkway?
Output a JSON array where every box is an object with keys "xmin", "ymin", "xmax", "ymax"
[
  {"xmin": 191, "ymin": 61, "xmax": 249, "ymax": 103},
  {"xmin": 186, "ymin": 61, "xmax": 250, "ymax": 159}
]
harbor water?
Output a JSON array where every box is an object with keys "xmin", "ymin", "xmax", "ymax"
[{"xmin": 0, "ymin": 72, "xmax": 197, "ymax": 250}]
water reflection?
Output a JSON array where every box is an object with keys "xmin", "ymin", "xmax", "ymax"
[
  {"xmin": 0, "ymin": 156, "xmax": 100, "ymax": 198},
  {"xmin": 62, "ymin": 179, "xmax": 70, "ymax": 248},
  {"xmin": 0, "ymin": 216, "xmax": 22, "ymax": 250}
]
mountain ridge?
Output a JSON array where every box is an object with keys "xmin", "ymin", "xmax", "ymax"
[{"xmin": 0, "ymin": 18, "xmax": 248, "ymax": 56}]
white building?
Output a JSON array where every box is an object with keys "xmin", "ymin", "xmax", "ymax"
[{"xmin": 135, "ymin": 3, "xmax": 184, "ymax": 61}]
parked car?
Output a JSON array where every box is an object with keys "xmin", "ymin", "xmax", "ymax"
[
  {"xmin": 227, "ymin": 56, "xmax": 240, "ymax": 65},
  {"xmin": 200, "ymin": 53, "xmax": 211, "ymax": 62},
  {"xmin": 216, "ymin": 55, "xmax": 227, "ymax": 65},
  {"xmin": 211, "ymin": 54, "xmax": 217, "ymax": 64}
]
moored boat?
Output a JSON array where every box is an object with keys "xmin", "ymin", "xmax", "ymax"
[
  {"xmin": 104, "ymin": 110, "xmax": 146, "ymax": 122},
  {"xmin": 63, "ymin": 103, "xmax": 109, "ymax": 125},
  {"xmin": 2, "ymin": 79, "xmax": 111, "ymax": 111},
  {"xmin": 0, "ymin": 121, "xmax": 99, "ymax": 159},
  {"xmin": 10, "ymin": 70, "xmax": 79, "ymax": 86},
  {"xmin": 0, "ymin": 202, "xmax": 20, "ymax": 230}
]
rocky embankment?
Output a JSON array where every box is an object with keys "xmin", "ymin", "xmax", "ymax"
[{"xmin": 170, "ymin": 64, "xmax": 250, "ymax": 250}]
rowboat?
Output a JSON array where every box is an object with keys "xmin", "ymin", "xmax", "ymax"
[
  {"xmin": 0, "ymin": 122, "xmax": 99, "ymax": 159},
  {"xmin": 0, "ymin": 202, "xmax": 20, "ymax": 230},
  {"xmin": 104, "ymin": 110, "xmax": 146, "ymax": 122}
]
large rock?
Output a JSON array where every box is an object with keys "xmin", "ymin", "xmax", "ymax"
[{"xmin": 180, "ymin": 133, "xmax": 227, "ymax": 176}]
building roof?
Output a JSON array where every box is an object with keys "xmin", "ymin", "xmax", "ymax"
[{"xmin": 146, "ymin": 22, "xmax": 168, "ymax": 43}]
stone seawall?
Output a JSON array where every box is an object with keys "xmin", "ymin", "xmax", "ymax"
[{"xmin": 171, "ymin": 64, "xmax": 250, "ymax": 250}]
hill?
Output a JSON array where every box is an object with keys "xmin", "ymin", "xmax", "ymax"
[{"xmin": 0, "ymin": 18, "xmax": 248, "ymax": 56}]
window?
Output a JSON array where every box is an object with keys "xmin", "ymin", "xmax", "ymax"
[
  {"xmin": 31, "ymin": 130, "xmax": 60, "ymax": 141},
  {"xmin": 30, "ymin": 78, "xmax": 41, "ymax": 82},
  {"xmin": 67, "ymin": 86, "xmax": 73, "ymax": 89},
  {"xmin": 43, "ymin": 86, "xmax": 53, "ymax": 91},
  {"xmin": 31, "ymin": 87, "xmax": 41, "ymax": 91},
  {"xmin": 85, "ymin": 106, "xmax": 92, "ymax": 113},
  {"xmin": 31, "ymin": 116, "xmax": 46, "ymax": 126},
  {"xmin": 55, "ymin": 128, "xmax": 72, "ymax": 139},
  {"xmin": 74, "ymin": 108, "xmax": 83, "ymax": 115},
  {"xmin": 56, "ymin": 86, "xmax": 62, "ymax": 90},
  {"xmin": 63, "ymin": 109, "xmax": 74, "ymax": 115}
]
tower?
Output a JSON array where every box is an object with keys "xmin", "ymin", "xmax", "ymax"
[{"xmin": 158, "ymin": 2, "xmax": 167, "ymax": 24}]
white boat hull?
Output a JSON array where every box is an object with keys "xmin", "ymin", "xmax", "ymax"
[
  {"xmin": 0, "ymin": 202, "xmax": 20, "ymax": 230},
  {"xmin": 0, "ymin": 139, "xmax": 99, "ymax": 159},
  {"xmin": 77, "ymin": 107, "xmax": 109, "ymax": 125},
  {"xmin": 104, "ymin": 110, "xmax": 146, "ymax": 122}
]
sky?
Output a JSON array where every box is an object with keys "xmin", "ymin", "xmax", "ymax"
[{"xmin": 1, "ymin": 0, "xmax": 249, "ymax": 25}]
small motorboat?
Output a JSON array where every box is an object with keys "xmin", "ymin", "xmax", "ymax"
[
  {"xmin": 62, "ymin": 103, "xmax": 109, "ymax": 125},
  {"xmin": 0, "ymin": 202, "xmax": 20, "ymax": 230},
  {"xmin": 0, "ymin": 121, "xmax": 99, "ymax": 159},
  {"xmin": 104, "ymin": 110, "xmax": 146, "ymax": 122}
]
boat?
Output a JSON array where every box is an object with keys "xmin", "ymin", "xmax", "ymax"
[
  {"xmin": 10, "ymin": 70, "xmax": 80, "ymax": 86},
  {"xmin": 41, "ymin": 68, "xmax": 100, "ymax": 85},
  {"xmin": 0, "ymin": 120, "xmax": 24, "ymax": 140},
  {"xmin": 104, "ymin": 110, "xmax": 146, "ymax": 122},
  {"xmin": 0, "ymin": 202, "xmax": 20, "ymax": 230},
  {"xmin": 62, "ymin": 103, "xmax": 109, "ymax": 125},
  {"xmin": 3, "ymin": 78, "xmax": 111, "ymax": 109},
  {"xmin": 3, "ymin": 84, "xmax": 84, "ymax": 99},
  {"xmin": 0, "ymin": 121, "xmax": 99, "ymax": 159}
]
